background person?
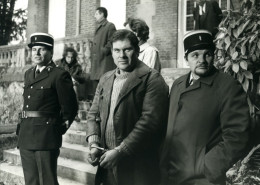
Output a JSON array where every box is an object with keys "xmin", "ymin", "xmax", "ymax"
[
  {"xmin": 193, "ymin": 0, "xmax": 223, "ymax": 37},
  {"xmin": 55, "ymin": 47, "xmax": 85, "ymax": 100},
  {"xmin": 90, "ymin": 7, "xmax": 117, "ymax": 96},
  {"xmin": 124, "ymin": 18, "xmax": 161, "ymax": 72}
]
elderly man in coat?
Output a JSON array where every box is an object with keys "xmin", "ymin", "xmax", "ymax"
[
  {"xmin": 17, "ymin": 33, "xmax": 78, "ymax": 185},
  {"xmin": 160, "ymin": 30, "xmax": 251, "ymax": 185},
  {"xmin": 86, "ymin": 29, "xmax": 169, "ymax": 185}
]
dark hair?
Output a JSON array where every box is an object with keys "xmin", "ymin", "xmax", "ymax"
[
  {"xmin": 62, "ymin": 47, "xmax": 78, "ymax": 59},
  {"xmin": 112, "ymin": 29, "xmax": 140, "ymax": 54},
  {"xmin": 124, "ymin": 18, "xmax": 149, "ymax": 42},
  {"xmin": 96, "ymin": 7, "xmax": 108, "ymax": 18}
]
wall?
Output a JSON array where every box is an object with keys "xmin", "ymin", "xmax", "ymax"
[
  {"xmin": 26, "ymin": 0, "xmax": 49, "ymax": 39},
  {"xmin": 66, "ymin": 0, "xmax": 100, "ymax": 37}
]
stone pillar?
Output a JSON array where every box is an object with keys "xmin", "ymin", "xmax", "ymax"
[{"xmin": 26, "ymin": 0, "xmax": 49, "ymax": 40}]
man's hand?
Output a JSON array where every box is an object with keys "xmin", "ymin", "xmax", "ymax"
[
  {"xmin": 99, "ymin": 149, "xmax": 122, "ymax": 169},
  {"xmin": 87, "ymin": 144, "xmax": 102, "ymax": 166}
]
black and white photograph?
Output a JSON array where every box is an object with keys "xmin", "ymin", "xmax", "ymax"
[{"xmin": 0, "ymin": 0, "xmax": 260, "ymax": 185}]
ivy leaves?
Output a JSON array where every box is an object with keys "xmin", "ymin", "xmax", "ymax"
[{"xmin": 215, "ymin": 9, "xmax": 260, "ymax": 93}]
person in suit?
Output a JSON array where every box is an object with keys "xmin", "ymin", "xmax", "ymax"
[
  {"xmin": 17, "ymin": 33, "xmax": 78, "ymax": 185},
  {"xmin": 86, "ymin": 29, "xmax": 169, "ymax": 185},
  {"xmin": 90, "ymin": 7, "xmax": 117, "ymax": 95},
  {"xmin": 193, "ymin": 0, "xmax": 223, "ymax": 37},
  {"xmin": 160, "ymin": 30, "xmax": 251, "ymax": 185}
]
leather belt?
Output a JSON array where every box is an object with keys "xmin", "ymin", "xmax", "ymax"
[{"xmin": 20, "ymin": 111, "xmax": 57, "ymax": 119}]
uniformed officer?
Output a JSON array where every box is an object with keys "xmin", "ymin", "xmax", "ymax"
[{"xmin": 17, "ymin": 32, "xmax": 78, "ymax": 185}]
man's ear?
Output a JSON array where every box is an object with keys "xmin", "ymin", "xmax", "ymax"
[{"xmin": 184, "ymin": 55, "xmax": 189, "ymax": 66}]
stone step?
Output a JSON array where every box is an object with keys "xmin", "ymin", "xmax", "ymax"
[
  {"xmin": 2, "ymin": 148, "xmax": 97, "ymax": 184},
  {"xmin": 63, "ymin": 129, "xmax": 88, "ymax": 146},
  {"xmin": 60, "ymin": 142, "xmax": 89, "ymax": 163},
  {"xmin": 0, "ymin": 162, "xmax": 86, "ymax": 185},
  {"xmin": 4, "ymin": 143, "xmax": 90, "ymax": 164},
  {"xmin": 70, "ymin": 120, "xmax": 88, "ymax": 132}
]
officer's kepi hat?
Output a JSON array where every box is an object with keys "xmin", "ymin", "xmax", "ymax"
[
  {"xmin": 28, "ymin": 32, "xmax": 54, "ymax": 49},
  {"xmin": 183, "ymin": 30, "xmax": 215, "ymax": 56}
]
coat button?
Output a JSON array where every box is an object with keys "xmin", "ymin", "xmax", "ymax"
[
  {"xmin": 28, "ymin": 95, "xmax": 30, "ymax": 99},
  {"xmin": 46, "ymin": 122, "xmax": 49, "ymax": 124},
  {"xmin": 26, "ymin": 105, "xmax": 29, "ymax": 108},
  {"xmin": 30, "ymin": 86, "xmax": 33, "ymax": 89},
  {"xmin": 41, "ymin": 86, "xmax": 43, "ymax": 89}
]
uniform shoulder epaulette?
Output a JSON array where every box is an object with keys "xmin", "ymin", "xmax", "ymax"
[{"xmin": 55, "ymin": 65, "xmax": 65, "ymax": 71}]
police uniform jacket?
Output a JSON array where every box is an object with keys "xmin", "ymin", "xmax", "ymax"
[
  {"xmin": 17, "ymin": 61, "xmax": 78, "ymax": 150},
  {"xmin": 160, "ymin": 68, "xmax": 250, "ymax": 185}
]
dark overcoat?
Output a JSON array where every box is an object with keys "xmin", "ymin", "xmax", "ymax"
[
  {"xmin": 17, "ymin": 62, "xmax": 78, "ymax": 150},
  {"xmin": 90, "ymin": 19, "xmax": 117, "ymax": 80},
  {"xmin": 193, "ymin": 1, "xmax": 223, "ymax": 36},
  {"xmin": 87, "ymin": 61, "xmax": 169, "ymax": 185},
  {"xmin": 160, "ymin": 68, "xmax": 250, "ymax": 185}
]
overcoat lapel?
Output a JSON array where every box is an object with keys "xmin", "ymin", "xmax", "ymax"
[
  {"xmin": 27, "ymin": 62, "xmax": 55, "ymax": 86},
  {"xmin": 101, "ymin": 71, "xmax": 115, "ymax": 134},
  {"xmin": 114, "ymin": 62, "xmax": 150, "ymax": 110}
]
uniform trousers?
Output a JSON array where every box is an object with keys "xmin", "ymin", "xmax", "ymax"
[{"xmin": 20, "ymin": 149, "xmax": 60, "ymax": 185}]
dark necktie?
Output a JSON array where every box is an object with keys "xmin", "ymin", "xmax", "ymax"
[
  {"xmin": 35, "ymin": 69, "xmax": 40, "ymax": 78},
  {"xmin": 189, "ymin": 79, "xmax": 197, "ymax": 86}
]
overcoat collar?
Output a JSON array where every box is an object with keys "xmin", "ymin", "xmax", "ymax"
[
  {"xmin": 96, "ymin": 19, "xmax": 108, "ymax": 33},
  {"xmin": 177, "ymin": 67, "xmax": 218, "ymax": 95},
  {"xmin": 102, "ymin": 60, "xmax": 151, "ymax": 110},
  {"xmin": 27, "ymin": 61, "xmax": 55, "ymax": 86}
]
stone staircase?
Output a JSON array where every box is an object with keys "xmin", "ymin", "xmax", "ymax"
[{"xmin": 0, "ymin": 101, "xmax": 97, "ymax": 185}]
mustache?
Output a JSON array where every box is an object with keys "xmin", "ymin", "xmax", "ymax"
[{"xmin": 197, "ymin": 62, "xmax": 209, "ymax": 68}]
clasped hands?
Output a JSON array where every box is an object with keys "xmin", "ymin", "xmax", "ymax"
[{"xmin": 87, "ymin": 144, "xmax": 122, "ymax": 169}]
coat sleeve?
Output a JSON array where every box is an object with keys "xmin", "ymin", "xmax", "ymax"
[
  {"xmin": 122, "ymin": 72, "xmax": 169, "ymax": 155},
  {"xmin": 55, "ymin": 70, "xmax": 78, "ymax": 125},
  {"xmin": 86, "ymin": 81, "xmax": 102, "ymax": 139},
  {"xmin": 204, "ymin": 79, "xmax": 250, "ymax": 183},
  {"xmin": 101, "ymin": 23, "xmax": 116, "ymax": 56}
]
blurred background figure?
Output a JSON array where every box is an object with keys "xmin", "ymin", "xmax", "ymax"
[
  {"xmin": 193, "ymin": 0, "xmax": 223, "ymax": 37},
  {"xmin": 90, "ymin": 7, "xmax": 117, "ymax": 95},
  {"xmin": 55, "ymin": 47, "xmax": 85, "ymax": 101},
  {"xmin": 124, "ymin": 18, "xmax": 161, "ymax": 72}
]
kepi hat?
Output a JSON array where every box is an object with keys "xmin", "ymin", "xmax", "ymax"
[
  {"xmin": 183, "ymin": 30, "xmax": 215, "ymax": 56},
  {"xmin": 28, "ymin": 32, "xmax": 54, "ymax": 49}
]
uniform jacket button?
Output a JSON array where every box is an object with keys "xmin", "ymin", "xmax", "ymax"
[{"xmin": 30, "ymin": 86, "xmax": 33, "ymax": 89}]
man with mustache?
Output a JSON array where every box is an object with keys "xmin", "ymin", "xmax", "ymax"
[
  {"xmin": 160, "ymin": 30, "xmax": 251, "ymax": 185},
  {"xmin": 17, "ymin": 33, "xmax": 78, "ymax": 185}
]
